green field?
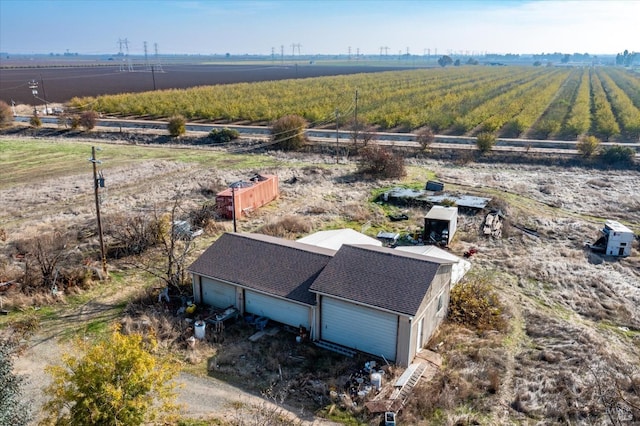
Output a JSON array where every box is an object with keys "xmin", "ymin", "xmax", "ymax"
[{"xmin": 70, "ymin": 66, "xmax": 640, "ymax": 142}]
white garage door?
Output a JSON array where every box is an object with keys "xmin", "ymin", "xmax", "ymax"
[
  {"xmin": 245, "ymin": 290, "xmax": 311, "ymax": 329},
  {"xmin": 321, "ymin": 297, "xmax": 398, "ymax": 361},
  {"xmin": 201, "ymin": 278, "xmax": 236, "ymax": 308}
]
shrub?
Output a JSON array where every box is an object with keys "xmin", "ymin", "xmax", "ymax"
[
  {"xmin": 70, "ymin": 115, "xmax": 81, "ymax": 130},
  {"xmin": 167, "ymin": 115, "xmax": 186, "ymax": 137},
  {"xmin": 258, "ymin": 215, "xmax": 312, "ymax": 238},
  {"xmin": 79, "ymin": 110, "xmax": 98, "ymax": 130},
  {"xmin": 43, "ymin": 327, "xmax": 179, "ymax": 425},
  {"xmin": 29, "ymin": 113, "xmax": 41, "ymax": 128},
  {"xmin": 209, "ymin": 127, "xmax": 240, "ymax": 143},
  {"xmin": 476, "ymin": 132, "xmax": 496, "ymax": 153},
  {"xmin": 448, "ymin": 274, "xmax": 507, "ymax": 332},
  {"xmin": 358, "ymin": 145, "xmax": 406, "ymax": 178},
  {"xmin": 0, "ymin": 100, "xmax": 13, "ymax": 128},
  {"xmin": 599, "ymin": 145, "xmax": 635, "ymax": 164},
  {"xmin": 271, "ymin": 114, "xmax": 307, "ymax": 151},
  {"xmin": 576, "ymin": 135, "xmax": 601, "ymax": 157},
  {"xmin": 416, "ymin": 127, "xmax": 435, "ymax": 150}
]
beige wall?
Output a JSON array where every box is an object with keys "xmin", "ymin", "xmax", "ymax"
[{"xmin": 398, "ymin": 264, "xmax": 452, "ymax": 366}]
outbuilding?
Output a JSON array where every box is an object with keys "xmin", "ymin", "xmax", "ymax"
[
  {"xmin": 601, "ymin": 220, "xmax": 634, "ymax": 257},
  {"xmin": 424, "ymin": 206, "xmax": 458, "ymax": 245}
]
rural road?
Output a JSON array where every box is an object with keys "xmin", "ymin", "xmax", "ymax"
[{"xmin": 15, "ymin": 114, "xmax": 640, "ymax": 156}]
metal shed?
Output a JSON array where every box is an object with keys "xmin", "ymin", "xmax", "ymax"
[
  {"xmin": 602, "ymin": 220, "xmax": 634, "ymax": 257},
  {"xmin": 424, "ymin": 206, "xmax": 458, "ymax": 245}
]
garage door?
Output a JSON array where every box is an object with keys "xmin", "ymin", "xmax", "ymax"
[
  {"xmin": 321, "ymin": 297, "xmax": 397, "ymax": 361},
  {"xmin": 201, "ymin": 278, "xmax": 236, "ymax": 308},
  {"xmin": 245, "ymin": 290, "xmax": 311, "ymax": 329}
]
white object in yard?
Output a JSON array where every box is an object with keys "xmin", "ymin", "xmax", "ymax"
[
  {"xmin": 424, "ymin": 206, "xmax": 458, "ymax": 245},
  {"xmin": 194, "ymin": 320, "xmax": 206, "ymax": 339},
  {"xmin": 158, "ymin": 287, "xmax": 170, "ymax": 303},
  {"xmin": 603, "ymin": 220, "xmax": 634, "ymax": 257},
  {"xmin": 370, "ymin": 372, "xmax": 382, "ymax": 390}
]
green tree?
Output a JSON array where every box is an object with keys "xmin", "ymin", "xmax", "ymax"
[
  {"xmin": 167, "ymin": 115, "xmax": 186, "ymax": 137},
  {"xmin": 43, "ymin": 327, "xmax": 178, "ymax": 426},
  {"xmin": 0, "ymin": 100, "xmax": 13, "ymax": 128},
  {"xmin": 576, "ymin": 135, "xmax": 601, "ymax": 157},
  {"xmin": 79, "ymin": 110, "xmax": 98, "ymax": 131},
  {"xmin": 476, "ymin": 132, "xmax": 496, "ymax": 153},
  {"xmin": 437, "ymin": 55, "xmax": 453, "ymax": 67},
  {"xmin": 0, "ymin": 340, "xmax": 32, "ymax": 426},
  {"xmin": 271, "ymin": 114, "xmax": 307, "ymax": 151}
]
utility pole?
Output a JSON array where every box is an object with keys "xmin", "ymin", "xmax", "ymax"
[
  {"xmin": 231, "ymin": 185, "xmax": 237, "ymax": 232},
  {"xmin": 354, "ymin": 89, "xmax": 359, "ymax": 143},
  {"xmin": 40, "ymin": 75, "xmax": 48, "ymax": 114},
  {"xmin": 151, "ymin": 65, "xmax": 156, "ymax": 90},
  {"xmin": 90, "ymin": 147, "xmax": 107, "ymax": 277},
  {"xmin": 335, "ymin": 110, "xmax": 340, "ymax": 164}
]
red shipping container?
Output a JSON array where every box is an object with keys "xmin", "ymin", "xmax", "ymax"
[{"xmin": 216, "ymin": 174, "xmax": 279, "ymax": 219}]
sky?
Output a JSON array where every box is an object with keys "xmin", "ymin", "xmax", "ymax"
[{"xmin": 0, "ymin": 0, "xmax": 638, "ymax": 56}]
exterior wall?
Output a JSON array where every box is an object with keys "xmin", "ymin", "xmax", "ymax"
[
  {"xmin": 605, "ymin": 231, "xmax": 634, "ymax": 257},
  {"xmin": 216, "ymin": 175, "xmax": 279, "ymax": 219},
  {"xmin": 192, "ymin": 274, "xmax": 202, "ymax": 304},
  {"xmin": 397, "ymin": 265, "xmax": 452, "ymax": 367}
]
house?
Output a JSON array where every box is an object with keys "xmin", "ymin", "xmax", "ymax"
[
  {"xmin": 424, "ymin": 206, "xmax": 458, "ymax": 245},
  {"xmin": 188, "ymin": 231, "xmax": 454, "ymax": 367},
  {"xmin": 309, "ymin": 244, "xmax": 452, "ymax": 367},
  {"xmin": 216, "ymin": 174, "xmax": 279, "ymax": 219},
  {"xmin": 189, "ymin": 233, "xmax": 334, "ymax": 334}
]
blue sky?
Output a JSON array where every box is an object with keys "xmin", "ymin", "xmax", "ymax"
[{"xmin": 0, "ymin": 0, "xmax": 637, "ymax": 56}]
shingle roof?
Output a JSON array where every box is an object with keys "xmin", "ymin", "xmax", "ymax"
[
  {"xmin": 188, "ymin": 233, "xmax": 335, "ymax": 305},
  {"xmin": 309, "ymin": 244, "xmax": 444, "ymax": 316}
]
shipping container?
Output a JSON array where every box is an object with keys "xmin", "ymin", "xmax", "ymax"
[{"xmin": 216, "ymin": 174, "xmax": 279, "ymax": 219}]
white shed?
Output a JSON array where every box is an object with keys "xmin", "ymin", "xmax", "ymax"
[
  {"xmin": 424, "ymin": 206, "xmax": 458, "ymax": 245},
  {"xmin": 602, "ymin": 220, "xmax": 634, "ymax": 257}
]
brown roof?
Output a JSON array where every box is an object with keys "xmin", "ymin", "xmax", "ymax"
[
  {"xmin": 188, "ymin": 233, "xmax": 335, "ymax": 305},
  {"xmin": 309, "ymin": 244, "xmax": 444, "ymax": 316}
]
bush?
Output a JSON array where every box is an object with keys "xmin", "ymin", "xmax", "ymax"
[
  {"xmin": 576, "ymin": 135, "xmax": 601, "ymax": 157},
  {"xmin": 599, "ymin": 145, "xmax": 635, "ymax": 164},
  {"xmin": 0, "ymin": 100, "xmax": 13, "ymax": 128},
  {"xmin": 209, "ymin": 127, "xmax": 240, "ymax": 143},
  {"xmin": 358, "ymin": 145, "xmax": 406, "ymax": 178},
  {"xmin": 416, "ymin": 127, "xmax": 435, "ymax": 150},
  {"xmin": 448, "ymin": 274, "xmax": 507, "ymax": 332},
  {"xmin": 79, "ymin": 110, "xmax": 98, "ymax": 130},
  {"xmin": 271, "ymin": 114, "xmax": 307, "ymax": 151},
  {"xmin": 476, "ymin": 132, "xmax": 496, "ymax": 153},
  {"xmin": 167, "ymin": 115, "xmax": 186, "ymax": 137},
  {"xmin": 43, "ymin": 327, "xmax": 178, "ymax": 425},
  {"xmin": 29, "ymin": 113, "xmax": 41, "ymax": 128}
]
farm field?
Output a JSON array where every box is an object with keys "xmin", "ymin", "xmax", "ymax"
[
  {"xmin": 66, "ymin": 65, "xmax": 640, "ymax": 142},
  {"xmin": 1, "ymin": 136, "xmax": 639, "ymax": 425},
  {"xmin": 0, "ymin": 63, "xmax": 411, "ymax": 104}
]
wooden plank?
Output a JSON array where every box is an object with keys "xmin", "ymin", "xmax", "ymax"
[{"xmin": 248, "ymin": 330, "xmax": 266, "ymax": 342}]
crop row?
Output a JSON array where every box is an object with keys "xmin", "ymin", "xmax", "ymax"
[
  {"xmin": 596, "ymin": 69, "xmax": 640, "ymax": 139},
  {"xmin": 600, "ymin": 67, "xmax": 640, "ymax": 110},
  {"xmin": 70, "ymin": 66, "xmax": 640, "ymax": 141}
]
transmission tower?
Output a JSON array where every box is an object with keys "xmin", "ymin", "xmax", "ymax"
[
  {"xmin": 280, "ymin": 45, "xmax": 284, "ymax": 64},
  {"xmin": 144, "ymin": 41, "xmax": 150, "ymax": 71},
  {"xmin": 154, "ymin": 43, "xmax": 164, "ymax": 72},
  {"xmin": 356, "ymin": 47, "xmax": 360, "ymax": 60},
  {"xmin": 348, "ymin": 46, "xmax": 351, "ymax": 60},
  {"xmin": 118, "ymin": 38, "xmax": 133, "ymax": 72}
]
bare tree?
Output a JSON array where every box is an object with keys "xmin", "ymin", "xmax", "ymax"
[
  {"xmin": 416, "ymin": 126, "xmax": 435, "ymax": 151},
  {"xmin": 131, "ymin": 201, "xmax": 197, "ymax": 293},
  {"xmin": 20, "ymin": 231, "xmax": 71, "ymax": 291},
  {"xmin": 349, "ymin": 120, "xmax": 376, "ymax": 150}
]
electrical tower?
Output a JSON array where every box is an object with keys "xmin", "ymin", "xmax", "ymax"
[
  {"xmin": 154, "ymin": 43, "xmax": 164, "ymax": 72},
  {"xmin": 144, "ymin": 41, "xmax": 150, "ymax": 70},
  {"xmin": 348, "ymin": 46, "xmax": 351, "ymax": 60},
  {"xmin": 118, "ymin": 38, "xmax": 133, "ymax": 72}
]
